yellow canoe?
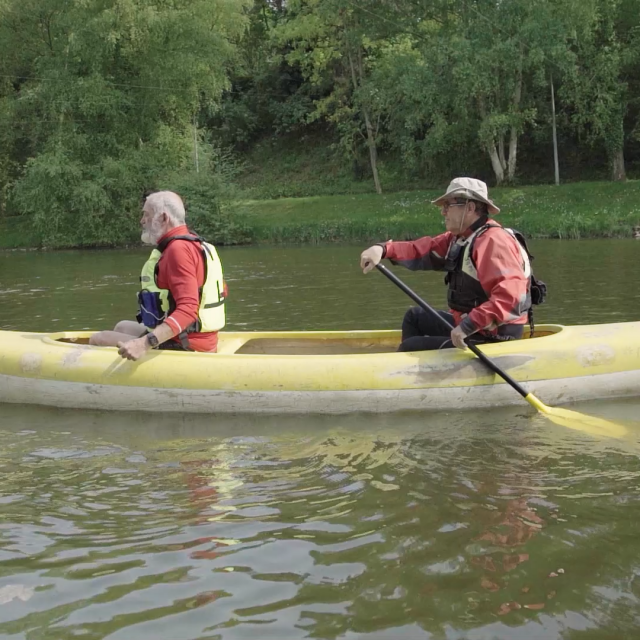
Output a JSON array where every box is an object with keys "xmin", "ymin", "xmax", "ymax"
[{"xmin": 0, "ymin": 323, "xmax": 639, "ymax": 414}]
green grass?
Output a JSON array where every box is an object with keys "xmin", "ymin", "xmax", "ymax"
[
  {"xmin": 3, "ymin": 180, "xmax": 640, "ymax": 250},
  {"xmin": 233, "ymin": 180, "xmax": 640, "ymax": 244}
]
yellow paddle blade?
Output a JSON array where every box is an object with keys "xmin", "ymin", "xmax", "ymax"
[{"xmin": 524, "ymin": 393, "xmax": 628, "ymax": 439}]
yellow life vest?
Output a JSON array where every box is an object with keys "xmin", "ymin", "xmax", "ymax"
[{"xmin": 137, "ymin": 234, "xmax": 226, "ymax": 335}]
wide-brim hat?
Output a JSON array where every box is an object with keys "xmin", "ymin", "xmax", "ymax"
[{"xmin": 432, "ymin": 177, "xmax": 500, "ymax": 215}]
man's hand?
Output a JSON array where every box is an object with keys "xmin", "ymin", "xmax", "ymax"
[
  {"xmin": 450, "ymin": 325, "xmax": 469, "ymax": 350},
  {"xmin": 117, "ymin": 336, "xmax": 150, "ymax": 361},
  {"xmin": 360, "ymin": 245, "xmax": 384, "ymax": 274}
]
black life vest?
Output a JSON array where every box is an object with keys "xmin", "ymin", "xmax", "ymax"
[{"xmin": 441, "ymin": 222, "xmax": 544, "ymax": 319}]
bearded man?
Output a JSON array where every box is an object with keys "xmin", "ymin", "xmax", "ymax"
[{"xmin": 89, "ymin": 191, "xmax": 226, "ymax": 360}]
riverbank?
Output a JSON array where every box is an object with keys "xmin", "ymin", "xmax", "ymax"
[
  {"xmin": 2, "ymin": 180, "xmax": 640, "ymax": 250},
  {"xmin": 238, "ymin": 180, "xmax": 640, "ymax": 244}
]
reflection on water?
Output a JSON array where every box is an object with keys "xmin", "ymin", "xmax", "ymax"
[
  {"xmin": 1, "ymin": 404, "xmax": 640, "ymax": 639},
  {"xmin": 1, "ymin": 241, "xmax": 640, "ymax": 638}
]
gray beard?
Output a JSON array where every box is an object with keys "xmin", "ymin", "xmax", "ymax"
[
  {"xmin": 141, "ymin": 220, "xmax": 164, "ymax": 245},
  {"xmin": 140, "ymin": 230, "xmax": 156, "ymax": 245}
]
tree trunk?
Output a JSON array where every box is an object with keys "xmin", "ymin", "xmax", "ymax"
[
  {"xmin": 347, "ymin": 42, "xmax": 382, "ymax": 194},
  {"xmin": 507, "ymin": 47, "xmax": 524, "ymax": 183},
  {"xmin": 193, "ymin": 115, "xmax": 199, "ymax": 173},
  {"xmin": 507, "ymin": 126, "xmax": 518, "ymax": 182},
  {"xmin": 550, "ymin": 74, "xmax": 560, "ymax": 185},
  {"xmin": 479, "ymin": 97, "xmax": 505, "ymax": 185},
  {"xmin": 611, "ymin": 148, "xmax": 626, "ymax": 181},
  {"xmin": 498, "ymin": 134, "xmax": 506, "ymax": 172},
  {"xmin": 488, "ymin": 145, "xmax": 505, "ymax": 185},
  {"xmin": 363, "ymin": 107, "xmax": 382, "ymax": 194}
]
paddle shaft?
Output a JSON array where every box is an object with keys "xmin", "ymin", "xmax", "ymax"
[{"xmin": 375, "ymin": 263, "xmax": 529, "ymax": 400}]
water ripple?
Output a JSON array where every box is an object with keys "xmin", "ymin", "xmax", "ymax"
[{"xmin": 0, "ymin": 406, "xmax": 639, "ymax": 638}]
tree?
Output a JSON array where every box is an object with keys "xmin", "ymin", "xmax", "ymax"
[
  {"xmin": 274, "ymin": 0, "xmax": 405, "ymax": 194},
  {"xmin": 561, "ymin": 0, "xmax": 640, "ymax": 181},
  {"xmin": 0, "ymin": 0, "xmax": 250, "ymax": 245},
  {"xmin": 210, "ymin": 0, "xmax": 313, "ymax": 150},
  {"xmin": 437, "ymin": 0, "xmax": 573, "ymax": 185}
]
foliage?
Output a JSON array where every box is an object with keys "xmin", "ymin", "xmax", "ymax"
[
  {"xmin": 271, "ymin": 0, "xmax": 415, "ymax": 193},
  {"xmin": 224, "ymin": 0, "xmax": 640, "ymax": 190},
  {"xmin": 4, "ymin": 179, "xmax": 640, "ymax": 249},
  {"xmin": 560, "ymin": 0, "xmax": 640, "ymax": 180},
  {"xmin": 160, "ymin": 148, "xmax": 254, "ymax": 246},
  {"xmin": 0, "ymin": 0, "xmax": 250, "ymax": 245},
  {"xmin": 2, "ymin": 0, "xmax": 640, "ymax": 252}
]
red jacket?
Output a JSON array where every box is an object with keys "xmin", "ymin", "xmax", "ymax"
[
  {"xmin": 384, "ymin": 221, "xmax": 529, "ymax": 335},
  {"xmin": 156, "ymin": 225, "xmax": 219, "ymax": 352}
]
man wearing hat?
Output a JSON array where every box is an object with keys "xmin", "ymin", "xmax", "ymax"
[{"xmin": 360, "ymin": 177, "xmax": 532, "ymax": 351}]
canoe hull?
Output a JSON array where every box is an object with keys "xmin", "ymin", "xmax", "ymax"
[
  {"xmin": 1, "ymin": 323, "xmax": 639, "ymax": 414},
  {"xmin": 1, "ymin": 368, "xmax": 640, "ymax": 414}
]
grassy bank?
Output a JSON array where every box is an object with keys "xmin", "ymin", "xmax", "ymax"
[
  {"xmin": 235, "ymin": 132, "xmax": 426, "ymax": 200},
  {"xmin": 237, "ymin": 180, "xmax": 640, "ymax": 244},
  {"xmin": 2, "ymin": 180, "xmax": 640, "ymax": 250}
]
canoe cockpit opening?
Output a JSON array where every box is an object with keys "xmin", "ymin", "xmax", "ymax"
[
  {"xmin": 56, "ymin": 336, "xmax": 92, "ymax": 345},
  {"xmin": 48, "ymin": 325, "xmax": 564, "ymax": 354},
  {"xmin": 233, "ymin": 337, "xmax": 400, "ymax": 355},
  {"xmin": 522, "ymin": 326, "xmax": 563, "ymax": 340},
  {"xmin": 229, "ymin": 325, "xmax": 564, "ymax": 355}
]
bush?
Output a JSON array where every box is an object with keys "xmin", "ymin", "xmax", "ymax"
[
  {"xmin": 10, "ymin": 136, "xmax": 253, "ymax": 248},
  {"xmin": 12, "ymin": 145, "xmax": 144, "ymax": 248},
  {"xmin": 157, "ymin": 147, "xmax": 253, "ymax": 246},
  {"xmin": 167, "ymin": 172, "xmax": 253, "ymax": 245}
]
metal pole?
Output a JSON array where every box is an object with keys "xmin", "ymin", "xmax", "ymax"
[
  {"xmin": 194, "ymin": 115, "xmax": 199, "ymax": 174},
  {"xmin": 551, "ymin": 74, "xmax": 559, "ymax": 186}
]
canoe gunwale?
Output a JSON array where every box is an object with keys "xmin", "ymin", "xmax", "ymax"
[{"xmin": 40, "ymin": 325, "xmax": 567, "ymax": 357}]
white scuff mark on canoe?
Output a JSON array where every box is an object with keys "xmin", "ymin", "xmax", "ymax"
[
  {"xmin": 581, "ymin": 326, "xmax": 621, "ymax": 339},
  {"xmin": 20, "ymin": 353, "xmax": 42, "ymax": 375},
  {"xmin": 576, "ymin": 345, "xmax": 616, "ymax": 368},
  {"xmin": 389, "ymin": 354, "xmax": 534, "ymax": 385},
  {"xmin": 62, "ymin": 347, "xmax": 86, "ymax": 368}
]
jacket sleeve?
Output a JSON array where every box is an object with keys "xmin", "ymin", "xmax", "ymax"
[
  {"xmin": 163, "ymin": 244, "xmax": 201, "ymax": 334},
  {"xmin": 384, "ymin": 232, "xmax": 453, "ymax": 271},
  {"xmin": 459, "ymin": 229, "xmax": 530, "ymax": 334}
]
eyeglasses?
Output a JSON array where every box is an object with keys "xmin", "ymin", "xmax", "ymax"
[{"xmin": 441, "ymin": 201, "xmax": 468, "ymax": 212}]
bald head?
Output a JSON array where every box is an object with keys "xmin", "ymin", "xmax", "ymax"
[{"xmin": 144, "ymin": 191, "xmax": 186, "ymax": 227}]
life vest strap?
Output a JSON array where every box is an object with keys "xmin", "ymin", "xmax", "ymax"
[
  {"xmin": 177, "ymin": 330, "xmax": 194, "ymax": 351},
  {"xmin": 203, "ymin": 299, "xmax": 225, "ymax": 309},
  {"xmin": 156, "ymin": 233, "xmax": 205, "ymax": 253}
]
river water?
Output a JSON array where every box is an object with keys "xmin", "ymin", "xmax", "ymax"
[{"xmin": 1, "ymin": 241, "xmax": 640, "ymax": 639}]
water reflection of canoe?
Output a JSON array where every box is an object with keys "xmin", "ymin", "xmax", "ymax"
[{"xmin": 0, "ymin": 324, "xmax": 639, "ymax": 414}]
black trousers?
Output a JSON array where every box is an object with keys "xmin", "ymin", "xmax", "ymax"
[{"xmin": 399, "ymin": 306, "xmax": 523, "ymax": 352}]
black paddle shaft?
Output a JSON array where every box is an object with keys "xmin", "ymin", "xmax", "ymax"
[{"xmin": 375, "ymin": 263, "xmax": 529, "ymax": 400}]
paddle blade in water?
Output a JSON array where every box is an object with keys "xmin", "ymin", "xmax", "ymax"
[{"xmin": 524, "ymin": 393, "xmax": 628, "ymax": 439}]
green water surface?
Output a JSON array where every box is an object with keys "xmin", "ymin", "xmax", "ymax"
[{"xmin": 1, "ymin": 241, "xmax": 640, "ymax": 640}]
